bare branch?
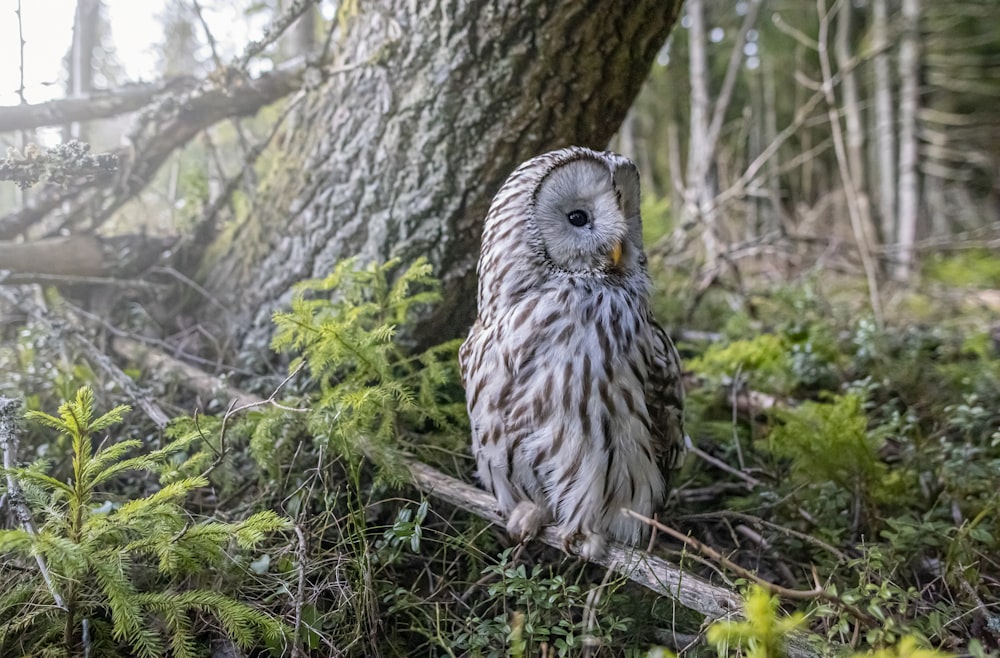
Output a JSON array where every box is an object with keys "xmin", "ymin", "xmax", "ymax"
[
  {"xmin": 816, "ymin": 0, "xmax": 883, "ymax": 324},
  {"xmin": 0, "ymin": 78, "xmax": 197, "ymax": 133},
  {"xmin": 0, "ymin": 233, "xmax": 174, "ymax": 282},
  {"xmin": 234, "ymin": 0, "xmax": 320, "ymax": 70},
  {"xmin": 15, "ymin": 0, "xmax": 26, "ymax": 106},
  {"xmin": 406, "ymin": 459, "xmax": 743, "ymax": 619},
  {"xmin": 0, "ymin": 289, "xmax": 171, "ymax": 429},
  {"xmin": 626, "ymin": 509, "xmax": 876, "ymax": 625},
  {"xmin": 0, "ymin": 185, "xmax": 78, "ymax": 240},
  {"xmin": 705, "ymin": 0, "xmax": 763, "ymax": 155},
  {"xmin": 0, "ymin": 58, "xmax": 310, "ymax": 240}
]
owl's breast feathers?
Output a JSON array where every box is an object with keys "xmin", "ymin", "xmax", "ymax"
[{"xmin": 460, "ymin": 277, "xmax": 685, "ymax": 544}]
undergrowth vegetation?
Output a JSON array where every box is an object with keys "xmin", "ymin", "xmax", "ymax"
[{"xmin": 2, "ymin": 254, "xmax": 999, "ymax": 656}]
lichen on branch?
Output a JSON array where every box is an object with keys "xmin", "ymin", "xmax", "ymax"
[{"xmin": 0, "ymin": 141, "xmax": 118, "ymax": 189}]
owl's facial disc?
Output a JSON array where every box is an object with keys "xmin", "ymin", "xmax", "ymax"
[{"xmin": 533, "ymin": 158, "xmax": 631, "ymax": 274}]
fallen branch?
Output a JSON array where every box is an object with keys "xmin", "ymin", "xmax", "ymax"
[
  {"xmin": 0, "ymin": 289, "xmax": 171, "ymax": 429},
  {"xmin": 405, "ymin": 459, "xmax": 742, "ymax": 620},
  {"xmin": 0, "ymin": 234, "xmax": 174, "ymax": 282}
]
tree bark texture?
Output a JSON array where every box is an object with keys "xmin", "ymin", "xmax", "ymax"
[{"xmin": 198, "ymin": 1, "xmax": 682, "ymax": 357}]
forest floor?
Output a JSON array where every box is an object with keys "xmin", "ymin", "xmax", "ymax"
[{"xmin": 1, "ymin": 246, "xmax": 999, "ymax": 657}]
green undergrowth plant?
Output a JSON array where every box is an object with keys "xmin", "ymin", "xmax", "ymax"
[
  {"xmin": 451, "ymin": 548, "xmax": 637, "ymax": 658},
  {"xmin": 707, "ymin": 586, "xmax": 955, "ymax": 658},
  {"xmin": 223, "ymin": 258, "xmax": 479, "ymax": 653},
  {"xmin": 0, "ymin": 387, "xmax": 292, "ymax": 657},
  {"xmin": 763, "ymin": 393, "xmax": 899, "ymax": 532},
  {"xmin": 674, "ymin": 274, "xmax": 1000, "ymax": 653},
  {"xmin": 258, "ymin": 256, "xmax": 466, "ymax": 480},
  {"xmin": 688, "ymin": 322, "xmax": 840, "ymax": 396},
  {"xmin": 707, "ymin": 586, "xmax": 807, "ymax": 658}
]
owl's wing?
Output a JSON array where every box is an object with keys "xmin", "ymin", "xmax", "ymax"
[{"xmin": 646, "ymin": 321, "xmax": 686, "ymax": 475}]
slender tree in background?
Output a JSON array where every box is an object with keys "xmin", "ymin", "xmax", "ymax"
[
  {"xmin": 871, "ymin": 0, "xmax": 896, "ymax": 247},
  {"xmin": 682, "ymin": 0, "xmax": 717, "ymax": 261},
  {"xmin": 65, "ymin": 0, "xmax": 101, "ymax": 143},
  {"xmin": 895, "ymin": 0, "xmax": 921, "ymax": 281},
  {"xmin": 677, "ymin": 0, "xmax": 762, "ymax": 271}
]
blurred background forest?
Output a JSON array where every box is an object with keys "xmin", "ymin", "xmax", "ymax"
[{"xmin": 1, "ymin": 1, "xmax": 999, "ymax": 657}]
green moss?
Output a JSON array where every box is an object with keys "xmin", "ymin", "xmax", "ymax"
[
  {"xmin": 640, "ymin": 193, "xmax": 673, "ymax": 246},
  {"xmin": 924, "ymin": 249, "xmax": 1000, "ymax": 288}
]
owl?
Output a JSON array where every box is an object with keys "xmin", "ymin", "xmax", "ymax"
[{"xmin": 459, "ymin": 146, "xmax": 685, "ymax": 560}]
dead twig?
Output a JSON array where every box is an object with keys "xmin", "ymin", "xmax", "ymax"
[
  {"xmin": 682, "ymin": 510, "xmax": 848, "ymax": 563},
  {"xmin": 689, "ymin": 445, "xmax": 761, "ymax": 489},
  {"xmin": 624, "ymin": 508, "xmax": 875, "ymax": 627},
  {"xmin": 0, "ymin": 397, "xmax": 68, "ymax": 610}
]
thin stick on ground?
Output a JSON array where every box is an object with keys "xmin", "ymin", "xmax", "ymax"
[
  {"xmin": 0, "ymin": 397, "xmax": 68, "ymax": 611},
  {"xmin": 623, "ymin": 508, "xmax": 875, "ymax": 626}
]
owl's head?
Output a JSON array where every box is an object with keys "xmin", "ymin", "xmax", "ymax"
[
  {"xmin": 476, "ymin": 147, "xmax": 649, "ymax": 320},
  {"xmin": 529, "ymin": 149, "xmax": 644, "ymax": 276}
]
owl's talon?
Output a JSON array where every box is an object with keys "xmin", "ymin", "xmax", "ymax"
[
  {"xmin": 558, "ymin": 531, "xmax": 574, "ymax": 554},
  {"xmin": 506, "ymin": 501, "xmax": 547, "ymax": 542},
  {"xmin": 576, "ymin": 532, "xmax": 607, "ymax": 561},
  {"xmin": 557, "ymin": 527, "xmax": 606, "ymax": 561}
]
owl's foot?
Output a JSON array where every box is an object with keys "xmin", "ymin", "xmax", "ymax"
[
  {"xmin": 558, "ymin": 528, "xmax": 607, "ymax": 562},
  {"xmin": 506, "ymin": 501, "xmax": 547, "ymax": 542}
]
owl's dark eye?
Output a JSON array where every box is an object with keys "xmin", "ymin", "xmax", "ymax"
[{"xmin": 567, "ymin": 209, "xmax": 590, "ymax": 227}]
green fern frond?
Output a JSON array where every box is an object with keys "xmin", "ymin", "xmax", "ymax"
[
  {"xmin": 87, "ymin": 452, "xmax": 164, "ymax": 489},
  {"xmin": 91, "ymin": 553, "xmax": 142, "ymax": 641},
  {"xmin": 0, "ymin": 528, "xmax": 33, "ymax": 556},
  {"xmin": 111, "ymin": 477, "xmax": 208, "ymax": 523},
  {"xmin": 0, "ymin": 601, "xmax": 61, "ymax": 646},
  {"xmin": 87, "ymin": 403, "xmax": 132, "ymax": 435},
  {"xmin": 128, "ymin": 627, "xmax": 166, "ymax": 658},
  {"xmin": 1, "ymin": 466, "xmax": 73, "ymax": 498},
  {"xmin": 232, "ymin": 511, "xmax": 293, "ymax": 548},
  {"xmin": 135, "ymin": 590, "xmax": 285, "ymax": 650},
  {"xmin": 83, "ymin": 439, "xmax": 144, "ymax": 484},
  {"xmin": 165, "ymin": 608, "xmax": 199, "ymax": 658},
  {"xmin": 21, "ymin": 409, "xmax": 70, "ymax": 434},
  {"xmin": 32, "ymin": 530, "xmax": 88, "ymax": 578}
]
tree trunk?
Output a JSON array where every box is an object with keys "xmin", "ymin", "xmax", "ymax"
[
  {"xmin": 835, "ymin": 0, "xmax": 877, "ymax": 257},
  {"xmin": 682, "ymin": 0, "xmax": 718, "ymax": 262},
  {"xmin": 871, "ymin": 0, "xmax": 896, "ymax": 246},
  {"xmin": 66, "ymin": 0, "xmax": 101, "ymax": 143},
  {"xmin": 895, "ymin": 0, "xmax": 921, "ymax": 282},
  {"xmin": 196, "ymin": 1, "xmax": 682, "ymax": 358}
]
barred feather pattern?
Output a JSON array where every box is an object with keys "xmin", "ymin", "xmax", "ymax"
[{"xmin": 459, "ymin": 147, "xmax": 685, "ymax": 559}]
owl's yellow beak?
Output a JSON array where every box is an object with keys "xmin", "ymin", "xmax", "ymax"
[{"xmin": 610, "ymin": 241, "xmax": 622, "ymax": 267}]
